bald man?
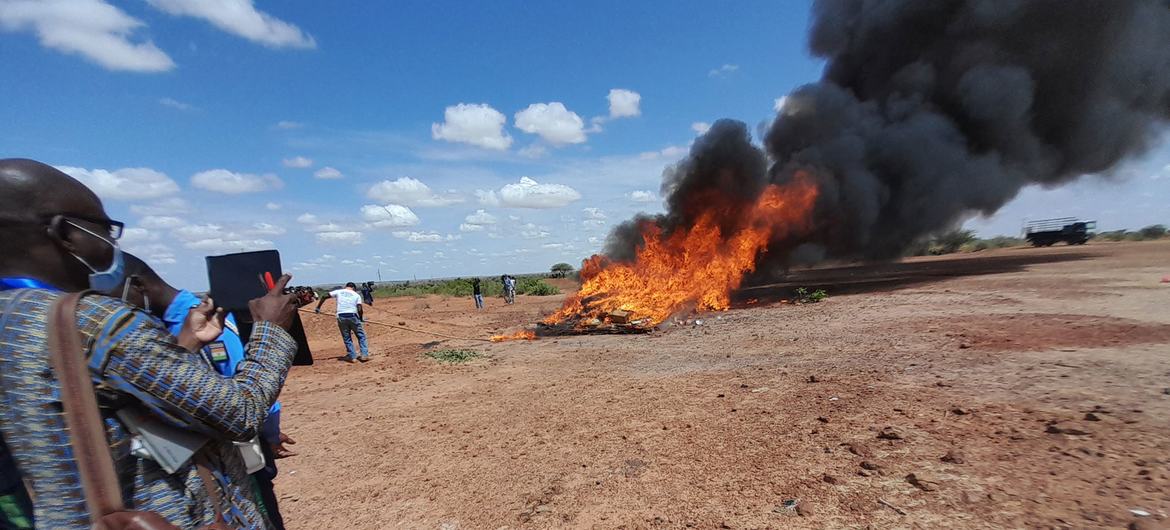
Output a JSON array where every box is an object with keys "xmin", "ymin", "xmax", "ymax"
[{"xmin": 0, "ymin": 159, "xmax": 299, "ymax": 528}]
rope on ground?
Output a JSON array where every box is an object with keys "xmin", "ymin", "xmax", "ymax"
[{"xmin": 299, "ymin": 309, "xmax": 492, "ymax": 342}]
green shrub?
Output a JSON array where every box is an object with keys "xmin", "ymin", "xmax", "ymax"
[
  {"xmin": 517, "ymin": 278, "xmax": 560, "ymax": 296},
  {"xmin": 1138, "ymin": 224, "xmax": 1167, "ymax": 240},
  {"xmin": 425, "ymin": 349, "xmax": 479, "ymax": 363},
  {"xmin": 794, "ymin": 287, "xmax": 827, "ymax": 303}
]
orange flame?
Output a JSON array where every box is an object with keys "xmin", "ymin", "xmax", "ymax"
[
  {"xmin": 546, "ymin": 174, "xmax": 818, "ymax": 327},
  {"xmin": 490, "ymin": 330, "xmax": 536, "ymax": 342}
]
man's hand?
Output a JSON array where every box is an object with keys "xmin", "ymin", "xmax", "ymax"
[
  {"xmin": 271, "ymin": 432, "xmax": 297, "ymax": 459},
  {"xmin": 248, "ymin": 273, "xmax": 297, "ymax": 330},
  {"xmin": 176, "ymin": 297, "xmax": 226, "ymax": 352}
]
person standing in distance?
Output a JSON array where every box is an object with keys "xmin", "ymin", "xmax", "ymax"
[
  {"xmin": 471, "ymin": 277, "xmax": 483, "ymax": 309},
  {"xmin": 315, "ymin": 282, "xmax": 369, "ymax": 363}
]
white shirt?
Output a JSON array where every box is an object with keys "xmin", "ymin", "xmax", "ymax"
[{"xmin": 331, "ymin": 289, "xmax": 362, "ymax": 315}]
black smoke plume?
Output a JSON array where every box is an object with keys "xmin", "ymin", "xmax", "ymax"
[{"xmin": 606, "ymin": 0, "xmax": 1170, "ymax": 268}]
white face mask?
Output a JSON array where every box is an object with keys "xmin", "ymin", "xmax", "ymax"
[{"xmin": 67, "ymin": 221, "xmax": 126, "ymax": 292}]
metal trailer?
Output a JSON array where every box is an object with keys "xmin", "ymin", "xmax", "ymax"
[{"xmin": 1023, "ymin": 217, "xmax": 1097, "ymax": 247}]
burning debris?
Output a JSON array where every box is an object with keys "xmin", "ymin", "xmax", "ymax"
[
  {"xmin": 495, "ymin": 0, "xmax": 1170, "ymax": 339},
  {"xmin": 559, "ymin": 0, "xmax": 1169, "ymax": 330}
]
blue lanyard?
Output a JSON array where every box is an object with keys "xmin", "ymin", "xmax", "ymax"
[{"xmin": 0, "ymin": 277, "xmax": 59, "ymax": 292}]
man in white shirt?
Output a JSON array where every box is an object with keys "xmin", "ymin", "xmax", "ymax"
[{"xmin": 314, "ymin": 282, "xmax": 369, "ymax": 363}]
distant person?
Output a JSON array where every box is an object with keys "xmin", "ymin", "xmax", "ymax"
[
  {"xmin": 315, "ymin": 282, "xmax": 370, "ymax": 363},
  {"xmin": 0, "ymin": 158, "xmax": 298, "ymax": 528},
  {"xmin": 505, "ymin": 275, "xmax": 517, "ymax": 304},
  {"xmin": 359, "ymin": 280, "xmax": 375, "ymax": 306},
  {"xmin": 111, "ymin": 253, "xmax": 294, "ymax": 530},
  {"xmin": 471, "ymin": 277, "xmax": 483, "ymax": 309},
  {"xmin": 500, "ymin": 275, "xmax": 510, "ymax": 304}
]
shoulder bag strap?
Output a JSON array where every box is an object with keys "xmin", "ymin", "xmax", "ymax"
[{"xmin": 48, "ymin": 291, "xmax": 126, "ymax": 522}]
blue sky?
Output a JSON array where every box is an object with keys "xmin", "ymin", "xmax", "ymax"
[{"xmin": 2, "ymin": 1, "xmax": 1167, "ymax": 290}]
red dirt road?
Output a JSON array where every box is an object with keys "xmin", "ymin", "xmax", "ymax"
[{"xmin": 276, "ymin": 241, "xmax": 1170, "ymax": 529}]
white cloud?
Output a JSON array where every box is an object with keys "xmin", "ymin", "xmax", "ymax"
[
  {"xmin": 316, "ymin": 231, "xmax": 363, "ymax": 245},
  {"xmin": 138, "ymin": 215, "xmax": 185, "ymax": 229},
  {"xmin": 459, "ymin": 223, "xmax": 485, "ymax": 232},
  {"xmin": 171, "ymin": 223, "xmax": 274, "ymax": 253},
  {"xmin": 144, "ymin": 0, "xmax": 315, "ymax": 49},
  {"xmin": 246, "ymin": 222, "xmax": 285, "ymax": 236},
  {"xmin": 274, "ymin": 120, "xmax": 303, "ymax": 130},
  {"xmin": 692, "ymin": 121, "xmax": 711, "ymax": 135},
  {"xmin": 607, "ymin": 89, "xmax": 641, "ymax": 118},
  {"xmin": 0, "ymin": 0, "xmax": 175, "ymax": 72},
  {"xmin": 464, "ymin": 209, "xmax": 497, "ymax": 225},
  {"xmin": 360, "ymin": 204, "xmax": 420, "ymax": 228},
  {"xmin": 265, "ymin": 202, "xmax": 281, "ymax": 211},
  {"xmin": 431, "ymin": 103, "xmax": 512, "ymax": 150},
  {"xmin": 57, "ymin": 166, "xmax": 179, "ymax": 201},
  {"xmin": 392, "ymin": 231, "xmax": 444, "ymax": 243},
  {"xmin": 518, "ymin": 144, "xmax": 548, "ymax": 159},
  {"xmin": 638, "ymin": 145, "xmax": 688, "ymax": 161},
  {"xmin": 629, "ymin": 190, "xmax": 658, "ymax": 203},
  {"xmin": 313, "ymin": 166, "xmax": 343, "ymax": 179},
  {"xmin": 366, "ymin": 177, "xmax": 462, "ymax": 207},
  {"xmin": 583, "ymin": 207, "xmax": 607, "ymax": 220},
  {"xmin": 120, "ymin": 227, "xmax": 158, "ymax": 245},
  {"xmin": 708, "ymin": 63, "xmax": 739, "ymax": 77},
  {"xmin": 519, "ymin": 223, "xmax": 550, "ymax": 239},
  {"xmin": 159, "ymin": 97, "xmax": 194, "ymax": 111},
  {"xmin": 296, "ymin": 213, "xmax": 318, "ymax": 224},
  {"xmin": 125, "ymin": 242, "xmax": 176, "ymax": 265},
  {"xmin": 774, "ymin": 96, "xmax": 788, "ymax": 112},
  {"xmin": 282, "ymin": 156, "xmax": 313, "ymax": 168},
  {"xmin": 478, "ymin": 176, "xmax": 581, "ymax": 209},
  {"xmin": 131, "ymin": 197, "xmax": 189, "ymax": 216},
  {"xmin": 514, "ymin": 102, "xmax": 586, "ymax": 146},
  {"xmin": 190, "ymin": 169, "xmax": 283, "ymax": 194}
]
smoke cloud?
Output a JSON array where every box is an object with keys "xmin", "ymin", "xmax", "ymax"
[{"xmin": 607, "ymin": 0, "xmax": 1170, "ymax": 268}]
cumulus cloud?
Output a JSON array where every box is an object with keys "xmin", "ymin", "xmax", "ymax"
[
  {"xmin": 296, "ymin": 213, "xmax": 318, "ymax": 225},
  {"xmin": 628, "ymin": 190, "xmax": 658, "ymax": 203},
  {"xmin": 282, "ymin": 156, "xmax": 313, "ymax": 168},
  {"xmin": 477, "ymin": 177, "xmax": 581, "ymax": 209},
  {"xmin": 313, "ymin": 166, "xmax": 342, "ymax": 179},
  {"xmin": 190, "ymin": 169, "xmax": 283, "ymax": 194},
  {"xmin": 171, "ymin": 223, "xmax": 275, "ymax": 253},
  {"xmin": 315, "ymin": 231, "xmax": 364, "ymax": 245},
  {"xmin": 265, "ymin": 202, "xmax": 281, "ymax": 211},
  {"xmin": 246, "ymin": 222, "xmax": 285, "ymax": 236},
  {"xmin": 459, "ymin": 223, "xmax": 484, "ymax": 232},
  {"xmin": 138, "ymin": 215, "xmax": 185, "ymax": 230},
  {"xmin": 431, "ymin": 103, "xmax": 512, "ymax": 150},
  {"xmin": 57, "ymin": 165, "xmax": 179, "ymax": 201},
  {"xmin": 583, "ymin": 207, "xmax": 607, "ymax": 220},
  {"xmin": 0, "ymin": 0, "xmax": 175, "ymax": 72},
  {"xmin": 131, "ymin": 197, "xmax": 190, "ymax": 216},
  {"xmin": 514, "ymin": 102, "xmax": 586, "ymax": 146},
  {"xmin": 459, "ymin": 209, "xmax": 497, "ymax": 232},
  {"xmin": 519, "ymin": 223, "xmax": 550, "ymax": 239},
  {"xmin": 125, "ymin": 242, "xmax": 176, "ymax": 265},
  {"xmin": 360, "ymin": 204, "xmax": 420, "ymax": 228},
  {"xmin": 691, "ymin": 121, "xmax": 711, "ymax": 135},
  {"xmin": 120, "ymin": 227, "xmax": 158, "ymax": 245},
  {"xmin": 607, "ymin": 89, "xmax": 641, "ymax": 118},
  {"xmin": 159, "ymin": 97, "xmax": 194, "ymax": 111},
  {"xmin": 144, "ymin": 0, "xmax": 315, "ymax": 49},
  {"xmin": 708, "ymin": 63, "xmax": 739, "ymax": 77},
  {"xmin": 637, "ymin": 145, "xmax": 687, "ymax": 161},
  {"xmin": 366, "ymin": 177, "xmax": 462, "ymax": 207},
  {"xmin": 391, "ymin": 231, "xmax": 454, "ymax": 243}
]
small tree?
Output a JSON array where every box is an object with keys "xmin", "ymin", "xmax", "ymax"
[
  {"xmin": 932, "ymin": 229, "xmax": 977, "ymax": 254},
  {"xmin": 1138, "ymin": 224, "xmax": 1167, "ymax": 240},
  {"xmin": 550, "ymin": 262, "xmax": 574, "ymax": 278}
]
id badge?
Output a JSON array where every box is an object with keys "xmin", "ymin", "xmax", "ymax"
[{"xmin": 205, "ymin": 341, "xmax": 229, "ymax": 364}]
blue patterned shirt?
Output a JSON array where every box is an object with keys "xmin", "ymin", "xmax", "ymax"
[{"xmin": 0, "ymin": 288, "xmax": 296, "ymax": 529}]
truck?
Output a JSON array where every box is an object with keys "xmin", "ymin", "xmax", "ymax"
[{"xmin": 1023, "ymin": 217, "xmax": 1096, "ymax": 247}]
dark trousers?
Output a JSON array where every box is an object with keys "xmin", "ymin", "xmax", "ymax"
[{"xmin": 252, "ymin": 441, "xmax": 285, "ymax": 530}]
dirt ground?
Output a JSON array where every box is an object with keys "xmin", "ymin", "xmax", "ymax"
[{"xmin": 277, "ymin": 241, "xmax": 1170, "ymax": 529}]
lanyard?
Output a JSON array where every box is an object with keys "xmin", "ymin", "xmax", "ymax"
[{"xmin": 0, "ymin": 277, "xmax": 59, "ymax": 292}]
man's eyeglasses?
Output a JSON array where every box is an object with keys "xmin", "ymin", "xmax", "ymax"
[
  {"xmin": 60, "ymin": 214, "xmax": 125, "ymax": 240},
  {"xmin": 0, "ymin": 213, "xmax": 124, "ymax": 240}
]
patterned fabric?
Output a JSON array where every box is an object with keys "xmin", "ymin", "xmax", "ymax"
[{"xmin": 0, "ymin": 288, "xmax": 297, "ymax": 529}]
